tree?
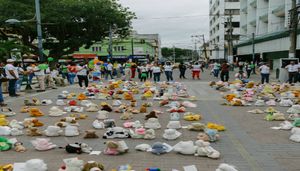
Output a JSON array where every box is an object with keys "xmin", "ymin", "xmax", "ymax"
[
  {"xmin": 0, "ymin": 40, "xmax": 30, "ymax": 60},
  {"xmin": 162, "ymin": 47, "xmax": 195, "ymax": 62},
  {"xmin": 0, "ymin": 0, "xmax": 135, "ymax": 58}
]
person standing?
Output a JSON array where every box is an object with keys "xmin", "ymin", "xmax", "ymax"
[
  {"xmin": 250, "ymin": 62, "xmax": 256, "ymax": 74},
  {"xmin": 5, "ymin": 59, "xmax": 19, "ymax": 97},
  {"xmin": 152, "ymin": 63, "xmax": 161, "ymax": 83},
  {"xmin": 138, "ymin": 63, "xmax": 148, "ymax": 82},
  {"xmin": 213, "ymin": 62, "xmax": 220, "ymax": 78},
  {"xmin": 60, "ymin": 63, "xmax": 69, "ymax": 84},
  {"xmin": 164, "ymin": 62, "xmax": 174, "ymax": 82},
  {"xmin": 45, "ymin": 64, "xmax": 56, "ymax": 89},
  {"xmin": 123, "ymin": 61, "xmax": 131, "ymax": 80},
  {"xmin": 147, "ymin": 63, "xmax": 153, "ymax": 79},
  {"xmin": 105, "ymin": 62, "xmax": 114, "ymax": 80},
  {"xmin": 67, "ymin": 62, "xmax": 77, "ymax": 85},
  {"xmin": 27, "ymin": 64, "xmax": 35, "ymax": 84},
  {"xmin": 0, "ymin": 61, "xmax": 7, "ymax": 106},
  {"xmin": 220, "ymin": 61, "xmax": 230, "ymax": 82},
  {"xmin": 130, "ymin": 62, "xmax": 137, "ymax": 79},
  {"xmin": 34, "ymin": 62, "xmax": 47, "ymax": 92},
  {"xmin": 259, "ymin": 63, "xmax": 270, "ymax": 84},
  {"xmin": 15, "ymin": 63, "xmax": 25, "ymax": 92},
  {"xmin": 77, "ymin": 63, "xmax": 89, "ymax": 89},
  {"xmin": 191, "ymin": 62, "xmax": 201, "ymax": 79},
  {"xmin": 245, "ymin": 63, "xmax": 252, "ymax": 79},
  {"xmin": 178, "ymin": 62, "xmax": 187, "ymax": 79},
  {"xmin": 285, "ymin": 61, "xmax": 299, "ymax": 84}
]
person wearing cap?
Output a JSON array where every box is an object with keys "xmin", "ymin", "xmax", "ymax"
[{"xmin": 5, "ymin": 59, "xmax": 20, "ymax": 97}]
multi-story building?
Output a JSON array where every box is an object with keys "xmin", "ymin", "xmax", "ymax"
[
  {"xmin": 236, "ymin": 0, "xmax": 299, "ymax": 69},
  {"xmin": 209, "ymin": 0, "xmax": 240, "ymax": 60},
  {"xmin": 72, "ymin": 32, "xmax": 161, "ymax": 62}
]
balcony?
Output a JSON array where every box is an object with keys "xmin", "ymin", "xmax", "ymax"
[
  {"xmin": 259, "ymin": 13, "xmax": 268, "ymax": 23},
  {"xmin": 249, "ymin": 0, "xmax": 257, "ymax": 8},
  {"xmin": 272, "ymin": 5, "xmax": 285, "ymax": 17},
  {"xmin": 249, "ymin": 19, "xmax": 257, "ymax": 26}
]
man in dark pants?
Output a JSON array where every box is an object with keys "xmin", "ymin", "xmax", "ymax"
[
  {"xmin": 178, "ymin": 62, "xmax": 186, "ymax": 79},
  {"xmin": 259, "ymin": 63, "xmax": 270, "ymax": 84},
  {"xmin": 285, "ymin": 61, "xmax": 299, "ymax": 84},
  {"xmin": 5, "ymin": 59, "xmax": 19, "ymax": 97},
  {"xmin": 220, "ymin": 61, "xmax": 230, "ymax": 82}
]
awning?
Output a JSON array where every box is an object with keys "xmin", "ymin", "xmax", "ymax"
[{"xmin": 73, "ymin": 54, "xmax": 97, "ymax": 59}]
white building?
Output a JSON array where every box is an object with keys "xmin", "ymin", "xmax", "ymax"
[
  {"xmin": 209, "ymin": 0, "xmax": 240, "ymax": 60},
  {"xmin": 236, "ymin": 0, "xmax": 300, "ymax": 70},
  {"xmin": 131, "ymin": 32, "xmax": 162, "ymax": 60}
]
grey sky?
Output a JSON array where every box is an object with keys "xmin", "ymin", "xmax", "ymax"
[{"xmin": 119, "ymin": 0, "xmax": 209, "ymax": 49}]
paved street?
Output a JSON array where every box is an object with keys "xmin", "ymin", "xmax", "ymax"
[{"xmin": 1, "ymin": 69, "xmax": 300, "ymax": 171}]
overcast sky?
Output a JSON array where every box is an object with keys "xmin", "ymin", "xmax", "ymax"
[{"xmin": 119, "ymin": 0, "xmax": 209, "ymax": 49}]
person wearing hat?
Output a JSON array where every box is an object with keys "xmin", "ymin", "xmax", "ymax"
[{"xmin": 5, "ymin": 59, "xmax": 19, "ymax": 97}]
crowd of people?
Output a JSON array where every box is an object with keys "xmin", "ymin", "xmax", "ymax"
[
  {"xmin": 0, "ymin": 59, "xmax": 206, "ymax": 106},
  {"xmin": 2, "ymin": 57, "xmax": 300, "ymax": 106}
]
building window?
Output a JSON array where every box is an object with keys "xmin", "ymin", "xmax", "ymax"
[
  {"xmin": 92, "ymin": 47, "xmax": 101, "ymax": 52},
  {"xmin": 225, "ymin": 9, "xmax": 240, "ymax": 15},
  {"xmin": 224, "ymin": 22, "xmax": 240, "ymax": 28},
  {"xmin": 113, "ymin": 46, "xmax": 125, "ymax": 52},
  {"xmin": 225, "ymin": 0, "xmax": 239, "ymax": 2}
]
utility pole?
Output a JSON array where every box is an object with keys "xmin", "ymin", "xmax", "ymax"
[
  {"xmin": 252, "ymin": 33, "xmax": 255, "ymax": 63},
  {"xmin": 289, "ymin": 0, "xmax": 299, "ymax": 58},
  {"xmin": 35, "ymin": 0, "xmax": 44, "ymax": 62},
  {"xmin": 173, "ymin": 45, "xmax": 176, "ymax": 63},
  {"xmin": 226, "ymin": 13, "xmax": 233, "ymax": 63},
  {"xmin": 131, "ymin": 38, "xmax": 134, "ymax": 58},
  {"xmin": 200, "ymin": 34, "xmax": 208, "ymax": 61},
  {"xmin": 108, "ymin": 25, "xmax": 113, "ymax": 62}
]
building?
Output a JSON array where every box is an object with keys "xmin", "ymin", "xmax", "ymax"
[
  {"xmin": 132, "ymin": 32, "xmax": 162, "ymax": 60},
  {"xmin": 236, "ymin": 0, "xmax": 299, "ymax": 70},
  {"xmin": 209, "ymin": 0, "xmax": 240, "ymax": 60},
  {"xmin": 72, "ymin": 32, "xmax": 161, "ymax": 62}
]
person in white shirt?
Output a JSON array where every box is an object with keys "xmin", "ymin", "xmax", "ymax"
[
  {"xmin": 213, "ymin": 62, "xmax": 221, "ymax": 78},
  {"xmin": 163, "ymin": 62, "xmax": 173, "ymax": 82},
  {"xmin": 34, "ymin": 62, "xmax": 47, "ymax": 91},
  {"xmin": 51, "ymin": 69, "xmax": 65, "ymax": 86},
  {"xmin": 151, "ymin": 63, "xmax": 161, "ymax": 82},
  {"xmin": 5, "ymin": 59, "xmax": 19, "ymax": 97},
  {"xmin": 45, "ymin": 66, "xmax": 56, "ymax": 89},
  {"xmin": 27, "ymin": 64, "xmax": 35, "ymax": 84},
  {"xmin": 77, "ymin": 63, "xmax": 89, "ymax": 88},
  {"xmin": 138, "ymin": 63, "xmax": 148, "ymax": 82},
  {"xmin": 192, "ymin": 62, "xmax": 201, "ymax": 79},
  {"xmin": 259, "ymin": 63, "xmax": 270, "ymax": 84},
  {"xmin": 285, "ymin": 61, "xmax": 299, "ymax": 84},
  {"xmin": 105, "ymin": 62, "xmax": 113, "ymax": 80}
]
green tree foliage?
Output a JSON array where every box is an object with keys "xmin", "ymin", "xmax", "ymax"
[
  {"xmin": 162, "ymin": 47, "xmax": 195, "ymax": 62},
  {"xmin": 0, "ymin": 0, "xmax": 135, "ymax": 58}
]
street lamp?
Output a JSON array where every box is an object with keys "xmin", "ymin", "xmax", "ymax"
[{"xmin": 5, "ymin": 0, "xmax": 44, "ymax": 62}]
